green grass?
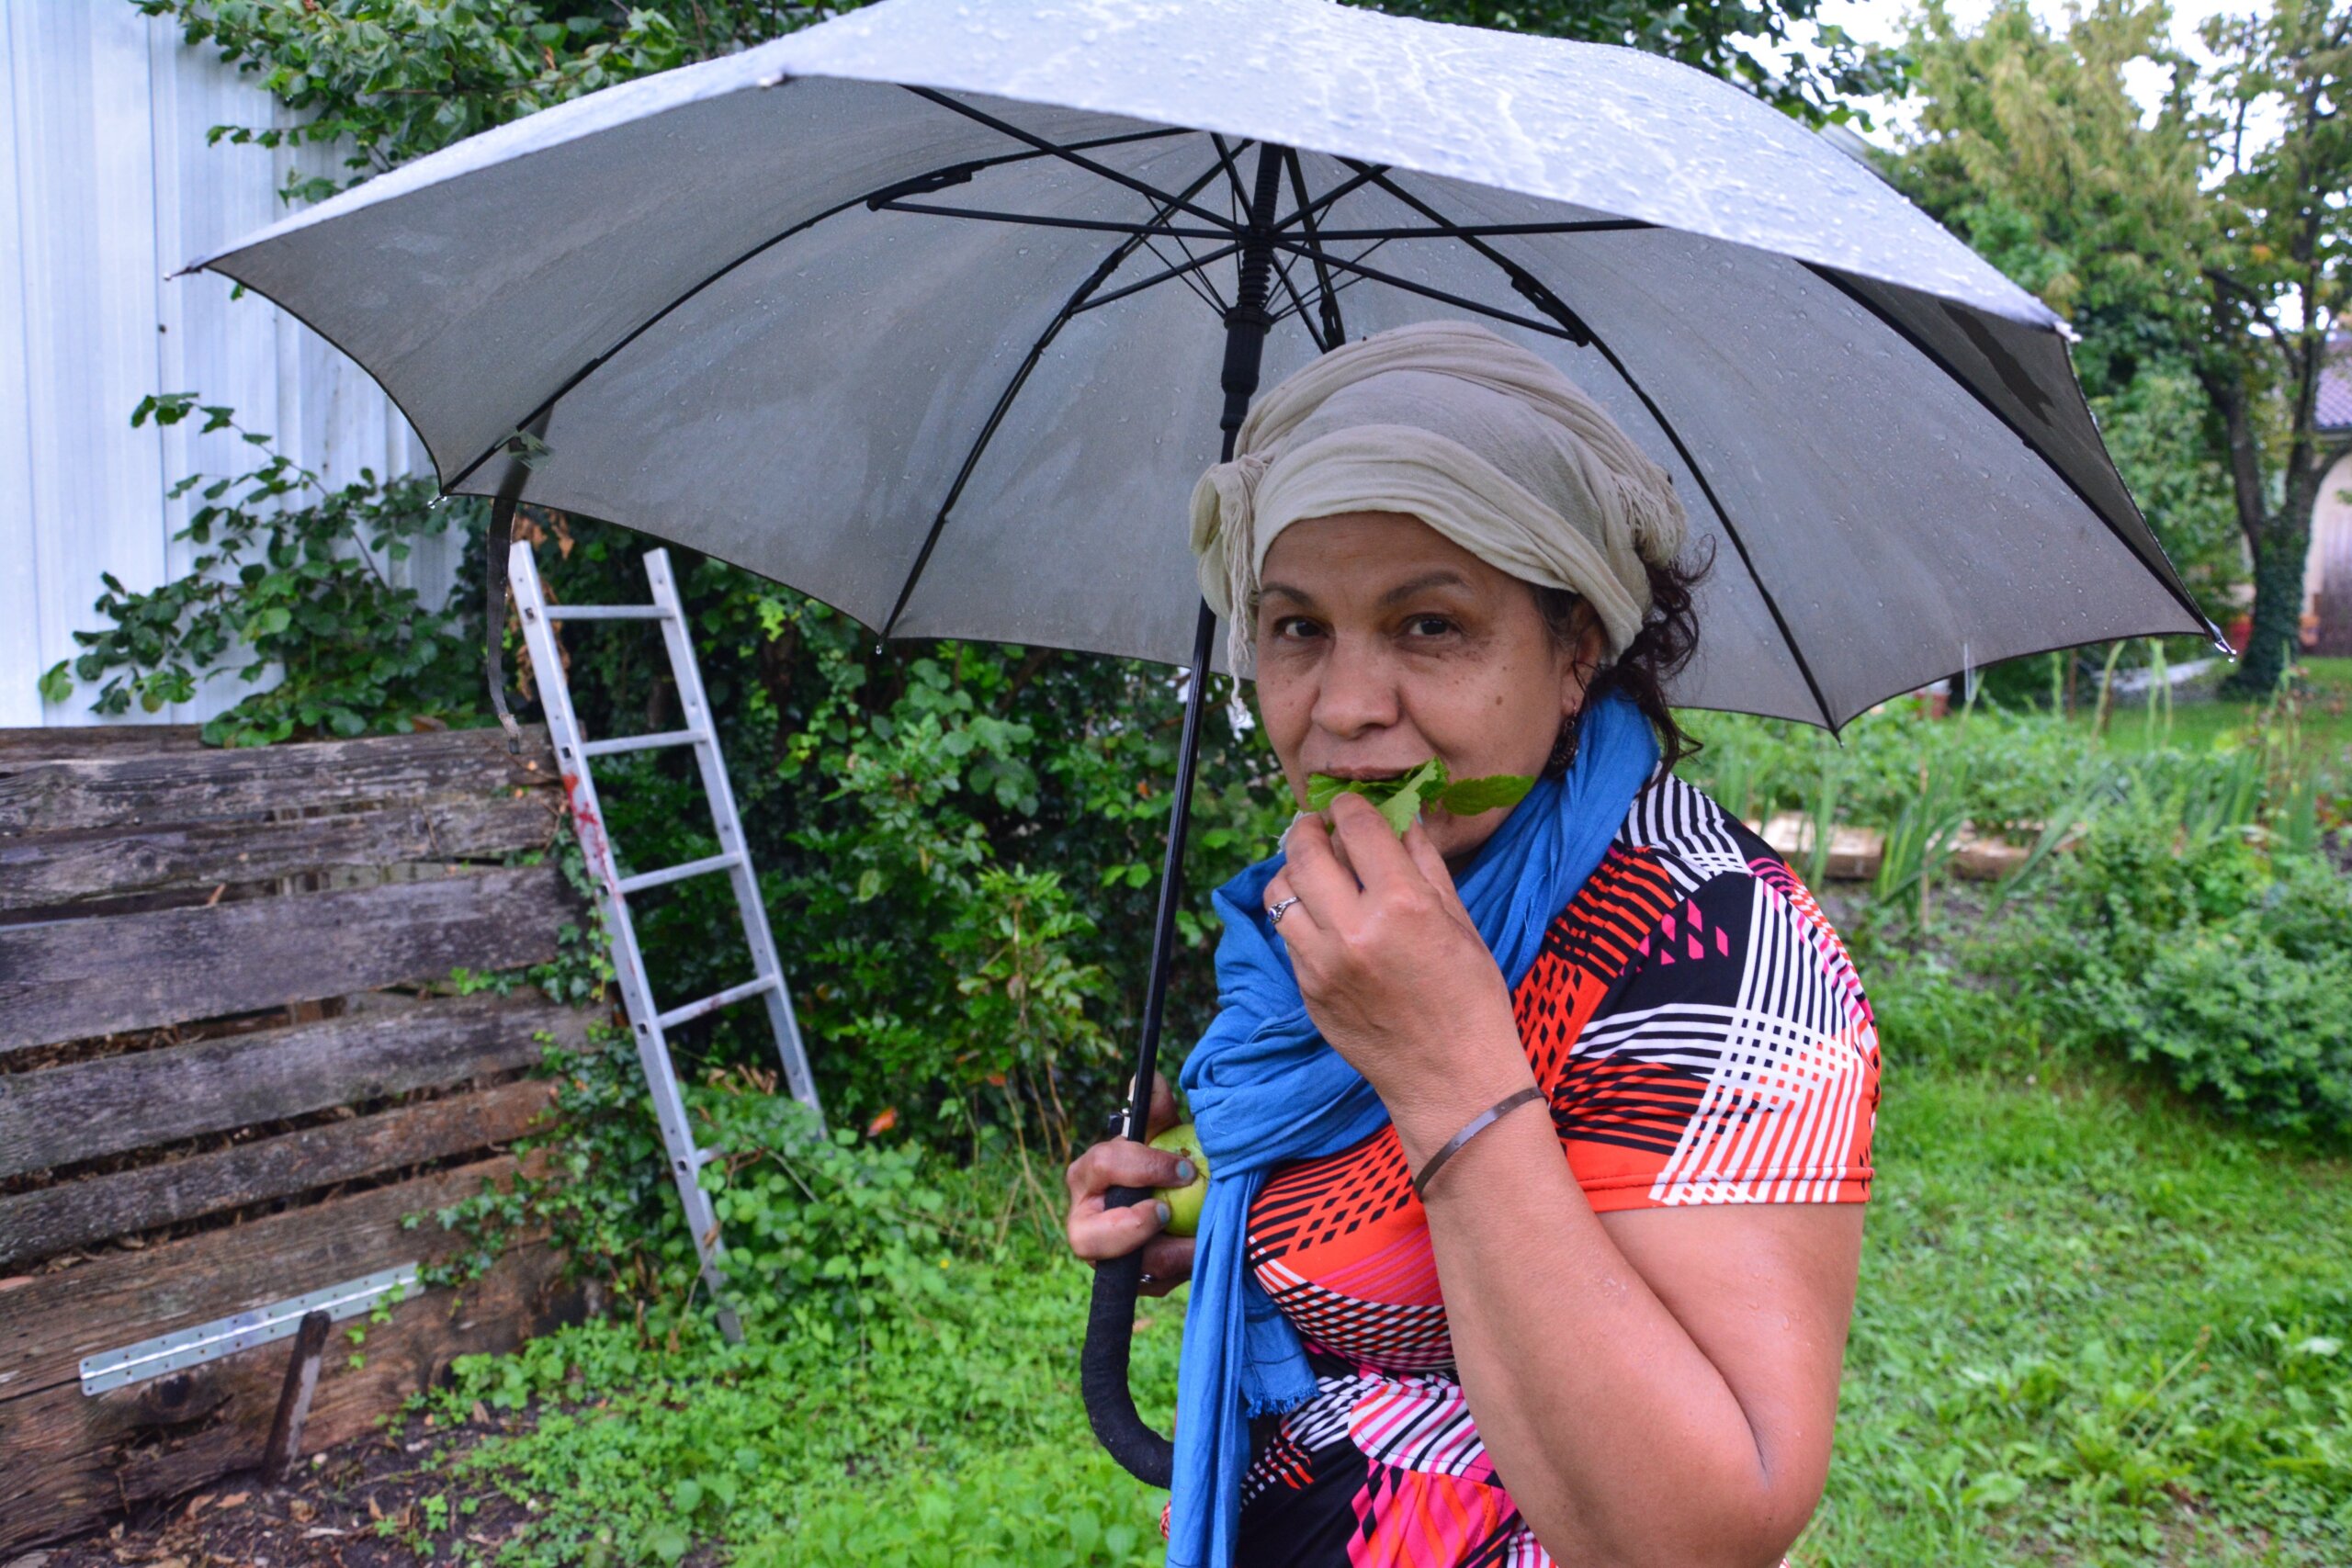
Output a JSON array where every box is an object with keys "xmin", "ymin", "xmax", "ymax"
[
  {"xmin": 1804, "ymin": 1010, "xmax": 2351, "ymax": 1564},
  {"xmin": 412, "ymin": 991, "xmax": 2349, "ymax": 1567},
  {"xmin": 2079, "ymin": 656, "xmax": 2352, "ymax": 773}
]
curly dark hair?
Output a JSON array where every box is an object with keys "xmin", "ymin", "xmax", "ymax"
[{"xmin": 1532, "ymin": 540, "xmax": 1713, "ymax": 780}]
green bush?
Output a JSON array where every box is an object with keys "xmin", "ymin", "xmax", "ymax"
[
  {"xmin": 40, "ymin": 400, "xmax": 482, "ymax": 745},
  {"xmin": 2004, "ymin": 809, "xmax": 2352, "ymax": 1140},
  {"xmin": 2109, "ymin": 926, "xmax": 2352, "ymax": 1135}
]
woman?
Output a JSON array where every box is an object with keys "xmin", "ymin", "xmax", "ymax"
[{"xmin": 1065, "ymin": 321, "xmax": 1880, "ymax": 1568}]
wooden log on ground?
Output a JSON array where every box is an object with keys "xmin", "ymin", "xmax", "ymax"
[
  {"xmin": 1756, "ymin": 814, "xmax": 1887, "ymax": 882},
  {"xmin": 0, "ymin": 992, "xmax": 586, "ymax": 1180},
  {"xmin": 1951, "ymin": 834, "xmax": 2031, "ymax": 881},
  {"xmin": 0, "ymin": 1156, "xmax": 521, "ymax": 1402},
  {"xmin": 0, "ymin": 793, "xmax": 560, "ymax": 911},
  {"xmin": 0, "ymin": 1078, "xmax": 554, "ymax": 1268},
  {"xmin": 0, "ymin": 725, "xmax": 556, "ymax": 834},
  {"xmin": 0, "ymin": 864, "xmax": 581, "ymax": 1053},
  {"xmin": 0, "ymin": 1235, "xmax": 575, "ymax": 1555}
]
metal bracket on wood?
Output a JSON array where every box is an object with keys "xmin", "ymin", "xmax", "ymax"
[{"xmin": 78, "ymin": 1263, "xmax": 418, "ymax": 1396}]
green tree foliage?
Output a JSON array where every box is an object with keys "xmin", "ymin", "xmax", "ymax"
[
  {"xmin": 1893, "ymin": 0, "xmax": 2352, "ymax": 694},
  {"xmin": 2191, "ymin": 0, "xmax": 2352, "ymax": 694},
  {"xmin": 1892, "ymin": 0, "xmax": 2244, "ymax": 626}
]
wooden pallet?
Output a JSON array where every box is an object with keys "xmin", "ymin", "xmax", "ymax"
[{"xmin": 0, "ymin": 724, "xmax": 595, "ymax": 1554}]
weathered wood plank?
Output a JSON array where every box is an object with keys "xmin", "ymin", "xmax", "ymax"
[
  {"xmin": 0, "ymin": 1078, "xmax": 554, "ymax": 1268},
  {"xmin": 0, "ymin": 727, "xmax": 206, "ymax": 766},
  {"xmin": 0, "ymin": 1236, "xmax": 577, "ymax": 1555},
  {"xmin": 0, "ymin": 863, "xmax": 582, "ymax": 1052},
  {"xmin": 0, "ymin": 992, "xmax": 588, "ymax": 1179},
  {"xmin": 0, "ymin": 1156, "xmax": 521, "ymax": 1401},
  {"xmin": 0, "ymin": 792, "xmax": 560, "ymax": 910},
  {"xmin": 0, "ymin": 724, "xmax": 557, "ymax": 833}
]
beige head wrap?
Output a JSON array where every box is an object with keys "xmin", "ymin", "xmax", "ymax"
[{"xmin": 1189, "ymin": 320, "xmax": 1688, "ymax": 675}]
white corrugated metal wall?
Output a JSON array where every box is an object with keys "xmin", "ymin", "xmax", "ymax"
[{"xmin": 3, "ymin": 0, "xmax": 448, "ymax": 730}]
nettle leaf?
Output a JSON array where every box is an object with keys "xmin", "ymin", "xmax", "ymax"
[
  {"xmin": 1305, "ymin": 759, "xmax": 1534, "ymax": 836},
  {"xmin": 1435, "ymin": 773, "xmax": 1537, "ymax": 817}
]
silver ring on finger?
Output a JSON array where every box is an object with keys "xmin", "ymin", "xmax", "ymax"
[{"xmin": 1269, "ymin": 896, "xmax": 1301, "ymax": 929}]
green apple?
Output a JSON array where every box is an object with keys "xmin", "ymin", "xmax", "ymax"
[{"xmin": 1149, "ymin": 1122, "xmax": 1208, "ymax": 1237}]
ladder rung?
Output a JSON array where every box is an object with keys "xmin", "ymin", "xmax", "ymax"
[
  {"xmin": 582, "ymin": 728, "xmax": 703, "ymax": 758},
  {"xmin": 616, "ymin": 851, "xmax": 742, "ymax": 896},
  {"xmin": 544, "ymin": 604, "xmax": 668, "ymax": 621},
  {"xmin": 658, "ymin": 974, "xmax": 780, "ymax": 1032}
]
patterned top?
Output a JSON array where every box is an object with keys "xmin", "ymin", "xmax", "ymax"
[{"xmin": 1221, "ymin": 774, "xmax": 1880, "ymax": 1568}]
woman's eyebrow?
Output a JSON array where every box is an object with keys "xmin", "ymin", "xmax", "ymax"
[
  {"xmin": 1259, "ymin": 570, "xmax": 1471, "ymax": 610},
  {"xmin": 1376, "ymin": 570, "xmax": 1473, "ymax": 607}
]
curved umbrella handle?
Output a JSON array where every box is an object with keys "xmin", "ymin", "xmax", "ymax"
[{"xmin": 1082, "ymin": 1192, "xmax": 1175, "ymax": 1488}]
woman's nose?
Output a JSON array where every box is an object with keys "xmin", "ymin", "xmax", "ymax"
[{"xmin": 1310, "ymin": 641, "xmax": 1401, "ymax": 738}]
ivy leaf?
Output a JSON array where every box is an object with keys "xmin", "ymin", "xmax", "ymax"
[{"xmin": 37, "ymin": 661, "xmax": 73, "ymax": 705}]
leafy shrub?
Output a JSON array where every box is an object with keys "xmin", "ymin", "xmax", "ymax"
[
  {"xmin": 2108, "ymin": 926, "xmax": 2352, "ymax": 1136},
  {"xmin": 2003, "ymin": 807, "xmax": 2352, "ymax": 1140},
  {"xmin": 40, "ymin": 398, "xmax": 482, "ymax": 744}
]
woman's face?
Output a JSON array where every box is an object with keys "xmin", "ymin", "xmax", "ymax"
[{"xmin": 1253, "ymin": 511, "xmax": 1600, "ymax": 870}]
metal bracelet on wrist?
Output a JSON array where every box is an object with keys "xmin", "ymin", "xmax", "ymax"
[{"xmin": 1409, "ymin": 1086, "xmax": 1545, "ymax": 1201}]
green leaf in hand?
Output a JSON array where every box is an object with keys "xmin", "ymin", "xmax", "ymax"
[
  {"xmin": 1433, "ymin": 773, "xmax": 1536, "ymax": 817},
  {"xmin": 1301, "ymin": 758, "xmax": 1535, "ymax": 838}
]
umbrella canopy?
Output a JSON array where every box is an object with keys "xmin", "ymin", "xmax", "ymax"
[{"xmin": 188, "ymin": 0, "xmax": 2212, "ymax": 731}]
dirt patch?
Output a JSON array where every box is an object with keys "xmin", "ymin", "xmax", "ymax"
[{"xmin": 11, "ymin": 1404, "xmax": 716, "ymax": 1568}]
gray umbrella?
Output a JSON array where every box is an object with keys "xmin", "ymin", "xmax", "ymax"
[{"xmin": 183, "ymin": 0, "xmax": 2213, "ymax": 1484}]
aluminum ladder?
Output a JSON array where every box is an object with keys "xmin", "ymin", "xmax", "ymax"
[{"xmin": 509, "ymin": 540, "xmax": 821, "ymax": 1343}]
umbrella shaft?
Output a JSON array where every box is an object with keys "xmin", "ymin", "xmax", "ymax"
[
  {"xmin": 1123, "ymin": 141, "xmax": 1289, "ymax": 1145},
  {"xmin": 1218, "ymin": 143, "xmax": 1291, "ymax": 441}
]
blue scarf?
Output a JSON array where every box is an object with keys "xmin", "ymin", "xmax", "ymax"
[{"xmin": 1165, "ymin": 690, "xmax": 1658, "ymax": 1568}]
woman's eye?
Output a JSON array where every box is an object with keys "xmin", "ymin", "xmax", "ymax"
[
  {"xmin": 1272, "ymin": 616, "xmax": 1322, "ymax": 640},
  {"xmin": 1406, "ymin": 615, "xmax": 1457, "ymax": 637}
]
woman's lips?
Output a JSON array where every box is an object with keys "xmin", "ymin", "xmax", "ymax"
[{"xmin": 1307, "ymin": 763, "xmax": 1433, "ymax": 783}]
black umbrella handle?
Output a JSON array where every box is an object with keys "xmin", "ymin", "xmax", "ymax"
[
  {"xmin": 1080, "ymin": 599, "xmax": 1216, "ymax": 1490},
  {"xmin": 1083, "ymin": 1214, "xmax": 1176, "ymax": 1488}
]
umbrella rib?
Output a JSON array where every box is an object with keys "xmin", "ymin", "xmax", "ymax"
[
  {"xmin": 870, "ymin": 202, "xmax": 1239, "ymax": 241},
  {"xmin": 1272, "ymin": 163, "xmax": 1390, "ymax": 234},
  {"xmin": 435, "ymin": 125, "xmax": 1195, "ymax": 495},
  {"xmin": 1073, "ymin": 240, "xmax": 1248, "ymax": 314},
  {"xmin": 871, "ymin": 201, "xmax": 1651, "ymax": 243},
  {"xmin": 1261, "ymin": 236, "xmax": 1581, "ymax": 344},
  {"xmin": 1804, "ymin": 265, "xmax": 2219, "ymax": 641},
  {"xmin": 1265, "ymin": 243, "xmax": 1329, "ymax": 354},
  {"xmin": 1140, "ymin": 231, "xmax": 1229, "ymax": 315},
  {"xmin": 1332, "ymin": 160, "xmax": 1843, "ymax": 730},
  {"xmin": 1284, "ymin": 149, "xmax": 1346, "ymax": 347},
  {"xmin": 874, "ymin": 152, "xmax": 1238, "ymax": 642},
  {"xmin": 902, "ymin": 86, "xmax": 1242, "ymax": 235},
  {"xmin": 1308, "ymin": 220, "xmax": 1654, "ymax": 241}
]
